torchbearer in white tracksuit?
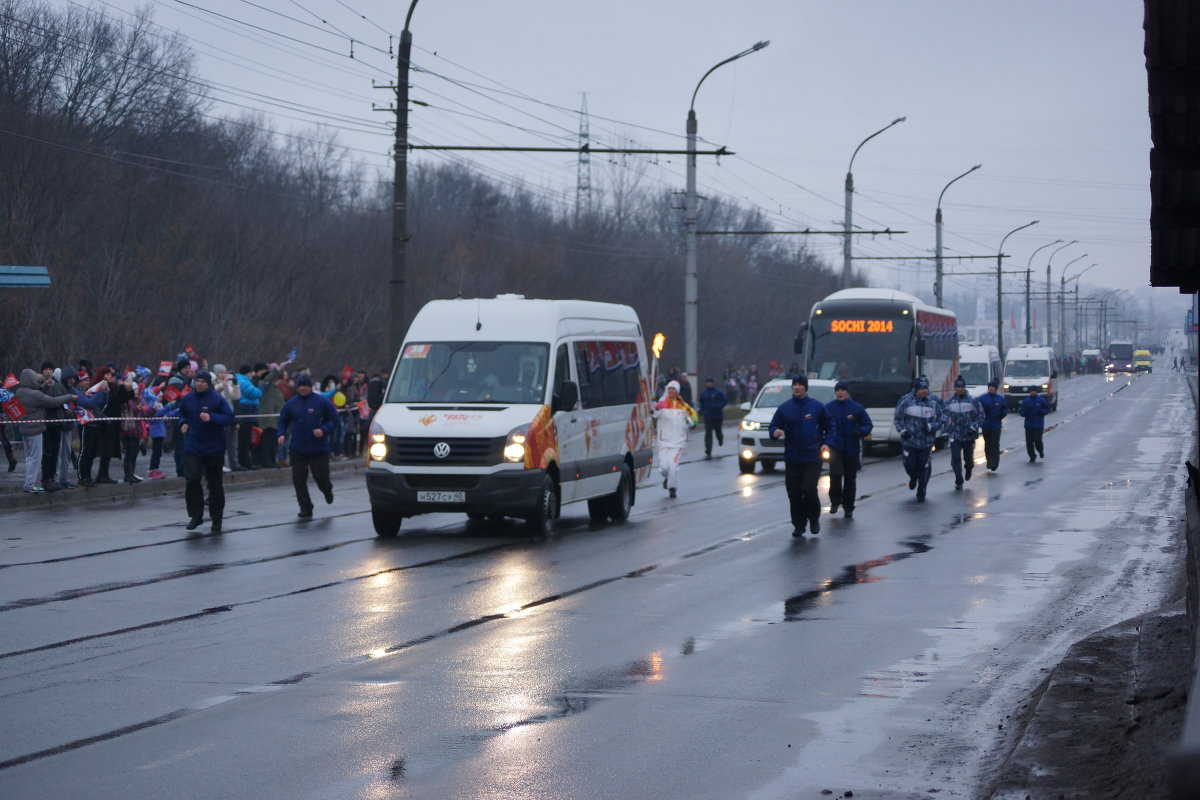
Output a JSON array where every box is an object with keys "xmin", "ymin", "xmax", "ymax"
[{"xmin": 652, "ymin": 380, "xmax": 696, "ymax": 498}]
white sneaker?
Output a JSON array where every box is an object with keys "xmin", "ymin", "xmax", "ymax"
[{"xmin": 222, "ymin": 466, "xmax": 232, "ymax": 473}]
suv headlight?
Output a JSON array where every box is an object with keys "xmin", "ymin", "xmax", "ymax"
[
  {"xmin": 504, "ymin": 426, "xmax": 528, "ymax": 463},
  {"xmin": 1002, "ymin": 384, "xmax": 1010, "ymax": 391},
  {"xmin": 741, "ymin": 419, "xmax": 763, "ymax": 431}
]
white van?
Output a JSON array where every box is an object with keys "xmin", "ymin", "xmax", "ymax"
[
  {"xmin": 1002, "ymin": 345, "xmax": 1059, "ymax": 412},
  {"xmin": 365, "ymin": 295, "xmax": 655, "ymax": 537},
  {"xmin": 957, "ymin": 343, "xmax": 1002, "ymax": 396}
]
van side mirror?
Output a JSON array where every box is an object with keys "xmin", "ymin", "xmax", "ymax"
[
  {"xmin": 553, "ymin": 380, "xmax": 579, "ymax": 413},
  {"xmin": 915, "ymin": 339, "xmax": 927, "ymax": 356}
]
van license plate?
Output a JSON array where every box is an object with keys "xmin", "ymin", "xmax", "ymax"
[{"xmin": 417, "ymin": 491, "xmax": 465, "ymax": 503}]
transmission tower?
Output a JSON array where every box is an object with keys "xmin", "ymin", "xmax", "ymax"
[{"xmin": 575, "ymin": 93, "xmax": 592, "ymax": 222}]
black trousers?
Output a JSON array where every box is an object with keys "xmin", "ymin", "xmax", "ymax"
[
  {"xmin": 121, "ymin": 437, "xmax": 140, "ymax": 478},
  {"xmin": 79, "ymin": 424, "xmax": 100, "ymax": 480},
  {"xmin": 784, "ymin": 461, "xmax": 823, "ymax": 529},
  {"xmin": 41, "ymin": 424, "xmax": 61, "ymax": 486},
  {"xmin": 827, "ymin": 450, "xmax": 861, "ymax": 511},
  {"xmin": 981, "ymin": 428, "xmax": 1002, "ymax": 469},
  {"xmin": 703, "ymin": 417, "xmax": 723, "ymax": 454},
  {"xmin": 236, "ymin": 404, "xmax": 256, "ymax": 467},
  {"xmin": 260, "ymin": 426, "xmax": 278, "ymax": 467},
  {"xmin": 184, "ymin": 452, "xmax": 225, "ymax": 522},
  {"xmin": 291, "ymin": 451, "xmax": 332, "ymax": 512},
  {"xmin": 1025, "ymin": 428, "xmax": 1044, "ymax": 459}
]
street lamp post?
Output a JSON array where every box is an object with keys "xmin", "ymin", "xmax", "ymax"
[
  {"xmin": 1062, "ymin": 263, "xmax": 1095, "ymax": 356},
  {"xmin": 996, "ymin": 220, "xmax": 1039, "ymax": 356},
  {"xmin": 1056, "ymin": 254, "xmax": 1089, "ymax": 355},
  {"xmin": 843, "ymin": 116, "xmax": 905, "ymax": 286},
  {"xmin": 1043, "ymin": 240, "xmax": 1078, "ymax": 347},
  {"xmin": 684, "ymin": 40, "xmax": 769, "ymax": 385},
  {"xmin": 934, "ymin": 164, "xmax": 981, "ymax": 307},
  {"xmin": 1025, "ymin": 240, "xmax": 1062, "ymax": 342}
]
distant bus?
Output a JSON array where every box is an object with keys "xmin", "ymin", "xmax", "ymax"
[
  {"xmin": 795, "ymin": 288, "xmax": 959, "ymax": 448},
  {"xmin": 1105, "ymin": 339, "xmax": 1135, "ymax": 374}
]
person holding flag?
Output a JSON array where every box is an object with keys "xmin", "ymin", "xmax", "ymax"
[{"xmin": 651, "ymin": 380, "xmax": 697, "ymax": 498}]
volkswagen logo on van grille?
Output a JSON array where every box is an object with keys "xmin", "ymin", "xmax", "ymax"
[{"xmin": 433, "ymin": 442, "xmax": 451, "ymax": 459}]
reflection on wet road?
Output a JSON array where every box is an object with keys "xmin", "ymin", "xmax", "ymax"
[{"xmin": 0, "ymin": 372, "xmax": 1188, "ymax": 799}]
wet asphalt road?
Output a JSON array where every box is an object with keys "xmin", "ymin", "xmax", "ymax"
[{"xmin": 0, "ymin": 372, "xmax": 1191, "ymax": 799}]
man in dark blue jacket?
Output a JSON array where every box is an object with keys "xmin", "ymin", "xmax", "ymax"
[
  {"xmin": 277, "ymin": 373, "xmax": 338, "ymax": 519},
  {"xmin": 697, "ymin": 377, "xmax": 728, "ymax": 458},
  {"xmin": 824, "ymin": 381, "xmax": 873, "ymax": 519},
  {"xmin": 177, "ymin": 371, "xmax": 235, "ymax": 532},
  {"xmin": 1019, "ymin": 385, "xmax": 1051, "ymax": 463},
  {"xmin": 977, "ymin": 380, "xmax": 1007, "ymax": 471},
  {"xmin": 769, "ymin": 374, "xmax": 832, "ymax": 536}
]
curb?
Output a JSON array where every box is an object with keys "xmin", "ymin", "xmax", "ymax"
[{"xmin": 0, "ymin": 459, "xmax": 367, "ymax": 511}]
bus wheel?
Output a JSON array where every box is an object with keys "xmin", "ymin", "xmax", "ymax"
[{"xmin": 372, "ymin": 507, "xmax": 402, "ymax": 538}]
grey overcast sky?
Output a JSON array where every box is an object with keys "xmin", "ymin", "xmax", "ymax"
[{"xmin": 51, "ymin": 0, "xmax": 1190, "ymax": 328}]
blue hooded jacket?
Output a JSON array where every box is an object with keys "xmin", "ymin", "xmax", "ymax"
[
  {"xmin": 1019, "ymin": 393, "xmax": 1051, "ymax": 429},
  {"xmin": 824, "ymin": 397, "xmax": 873, "ymax": 458},
  {"xmin": 698, "ymin": 385, "xmax": 728, "ymax": 421},
  {"xmin": 768, "ymin": 395, "xmax": 832, "ymax": 464},
  {"xmin": 277, "ymin": 390, "xmax": 338, "ymax": 455},
  {"xmin": 977, "ymin": 391, "xmax": 1007, "ymax": 431},
  {"xmin": 176, "ymin": 389, "xmax": 235, "ymax": 456}
]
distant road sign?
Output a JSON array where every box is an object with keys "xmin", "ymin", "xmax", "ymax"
[{"xmin": 0, "ymin": 266, "xmax": 50, "ymax": 288}]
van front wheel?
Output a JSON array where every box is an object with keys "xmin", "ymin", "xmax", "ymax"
[
  {"xmin": 525, "ymin": 475, "xmax": 559, "ymax": 535},
  {"xmin": 372, "ymin": 507, "xmax": 402, "ymax": 538}
]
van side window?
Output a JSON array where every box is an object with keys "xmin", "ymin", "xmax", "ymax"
[
  {"xmin": 573, "ymin": 343, "xmax": 595, "ymax": 408},
  {"xmin": 553, "ymin": 344, "xmax": 570, "ymax": 403}
]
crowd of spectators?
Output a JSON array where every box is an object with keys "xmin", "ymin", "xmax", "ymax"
[{"xmin": 0, "ymin": 354, "xmax": 392, "ymax": 493}]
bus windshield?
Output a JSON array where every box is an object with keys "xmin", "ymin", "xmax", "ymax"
[
  {"xmin": 1108, "ymin": 342, "xmax": 1134, "ymax": 361},
  {"xmin": 808, "ymin": 314, "xmax": 915, "ymax": 383},
  {"xmin": 387, "ymin": 341, "xmax": 550, "ymax": 403}
]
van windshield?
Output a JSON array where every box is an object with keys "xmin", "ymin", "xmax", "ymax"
[
  {"xmin": 388, "ymin": 342, "xmax": 550, "ymax": 404},
  {"xmin": 959, "ymin": 362, "xmax": 991, "ymax": 385},
  {"xmin": 1005, "ymin": 359, "xmax": 1048, "ymax": 379}
]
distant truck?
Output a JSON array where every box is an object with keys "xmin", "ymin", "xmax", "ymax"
[{"xmin": 1134, "ymin": 349, "xmax": 1153, "ymax": 373}]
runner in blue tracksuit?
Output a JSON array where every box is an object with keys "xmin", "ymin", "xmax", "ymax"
[
  {"xmin": 942, "ymin": 375, "xmax": 983, "ymax": 489},
  {"xmin": 769, "ymin": 374, "xmax": 832, "ymax": 536},
  {"xmin": 1019, "ymin": 385, "xmax": 1051, "ymax": 463},
  {"xmin": 277, "ymin": 373, "xmax": 338, "ymax": 519},
  {"xmin": 893, "ymin": 375, "xmax": 945, "ymax": 502},
  {"xmin": 824, "ymin": 380, "xmax": 873, "ymax": 519},
  {"xmin": 977, "ymin": 379, "xmax": 1007, "ymax": 471},
  {"xmin": 176, "ymin": 370, "xmax": 235, "ymax": 532}
]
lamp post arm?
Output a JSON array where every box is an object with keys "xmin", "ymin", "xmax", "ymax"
[
  {"xmin": 690, "ymin": 40, "xmax": 770, "ymax": 111},
  {"xmin": 937, "ymin": 164, "xmax": 982, "ymax": 210}
]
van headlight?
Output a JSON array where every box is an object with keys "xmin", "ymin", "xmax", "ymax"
[
  {"xmin": 1041, "ymin": 383, "xmax": 1049, "ymax": 390},
  {"xmin": 1002, "ymin": 384, "xmax": 1010, "ymax": 391},
  {"xmin": 368, "ymin": 420, "xmax": 388, "ymax": 461},
  {"xmin": 504, "ymin": 427, "xmax": 528, "ymax": 463},
  {"xmin": 741, "ymin": 419, "xmax": 763, "ymax": 431}
]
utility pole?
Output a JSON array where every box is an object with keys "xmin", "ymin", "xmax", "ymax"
[
  {"xmin": 378, "ymin": 1, "xmax": 420, "ymax": 357},
  {"xmin": 576, "ymin": 93, "xmax": 591, "ymax": 223}
]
